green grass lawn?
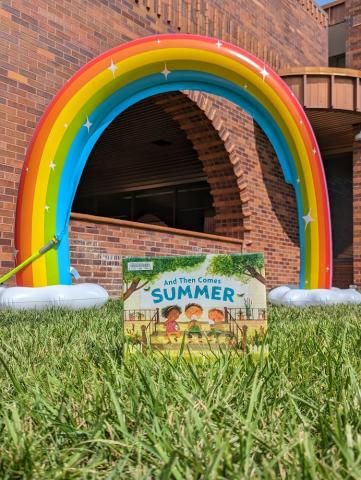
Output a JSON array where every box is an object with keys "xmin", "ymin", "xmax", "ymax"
[{"xmin": 1, "ymin": 303, "xmax": 361, "ymax": 479}]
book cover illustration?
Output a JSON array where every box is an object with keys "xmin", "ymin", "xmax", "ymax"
[{"xmin": 123, "ymin": 253, "xmax": 267, "ymax": 353}]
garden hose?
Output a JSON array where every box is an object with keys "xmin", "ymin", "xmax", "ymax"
[{"xmin": 0, "ymin": 236, "xmax": 59, "ymax": 285}]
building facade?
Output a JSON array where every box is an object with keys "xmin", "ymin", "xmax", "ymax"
[
  {"xmin": 0, "ymin": 0, "xmax": 359, "ymax": 296},
  {"xmin": 323, "ymin": 0, "xmax": 361, "ymax": 69}
]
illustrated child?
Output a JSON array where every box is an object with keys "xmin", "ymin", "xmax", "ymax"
[
  {"xmin": 185, "ymin": 303, "xmax": 203, "ymax": 341},
  {"xmin": 208, "ymin": 308, "xmax": 225, "ymax": 339},
  {"xmin": 162, "ymin": 305, "xmax": 182, "ymax": 343}
]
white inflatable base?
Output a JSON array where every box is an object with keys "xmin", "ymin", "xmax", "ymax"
[
  {"xmin": 0, "ymin": 283, "xmax": 109, "ymax": 310},
  {"xmin": 269, "ymin": 285, "xmax": 361, "ymax": 307}
]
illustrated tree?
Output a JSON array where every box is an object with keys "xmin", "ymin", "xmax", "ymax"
[
  {"xmin": 123, "ymin": 255, "xmax": 206, "ymax": 300},
  {"xmin": 207, "ymin": 253, "xmax": 266, "ymax": 285}
]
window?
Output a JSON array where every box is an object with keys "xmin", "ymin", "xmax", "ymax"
[{"xmin": 329, "ymin": 53, "xmax": 346, "ymax": 67}]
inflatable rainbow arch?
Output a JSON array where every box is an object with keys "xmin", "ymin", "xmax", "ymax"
[{"xmin": 15, "ymin": 34, "xmax": 332, "ymax": 289}]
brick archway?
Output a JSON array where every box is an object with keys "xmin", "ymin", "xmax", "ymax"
[{"xmin": 152, "ymin": 91, "xmax": 250, "ymax": 242}]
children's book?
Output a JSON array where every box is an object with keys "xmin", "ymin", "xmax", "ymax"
[{"xmin": 123, "ymin": 253, "xmax": 267, "ymax": 353}]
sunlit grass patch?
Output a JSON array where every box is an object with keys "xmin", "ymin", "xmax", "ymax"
[{"xmin": 0, "ymin": 302, "xmax": 361, "ymax": 478}]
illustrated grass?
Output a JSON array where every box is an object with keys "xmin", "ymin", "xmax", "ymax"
[{"xmin": 0, "ymin": 302, "xmax": 361, "ymax": 478}]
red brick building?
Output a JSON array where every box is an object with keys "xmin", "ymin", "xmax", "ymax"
[{"xmin": 0, "ymin": 0, "xmax": 360, "ymax": 296}]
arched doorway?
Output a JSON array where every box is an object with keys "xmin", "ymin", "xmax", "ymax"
[{"xmin": 73, "ymin": 91, "xmax": 245, "ymax": 237}]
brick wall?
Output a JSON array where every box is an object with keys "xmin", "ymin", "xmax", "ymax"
[
  {"xmin": 0, "ymin": 0, "xmax": 328, "ymax": 292},
  {"xmin": 353, "ymin": 140, "xmax": 361, "ymax": 286},
  {"xmin": 346, "ymin": 0, "xmax": 361, "ymax": 69},
  {"xmin": 348, "ymin": 0, "xmax": 361, "ymax": 286},
  {"xmin": 69, "ymin": 215, "xmax": 243, "ymax": 296}
]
